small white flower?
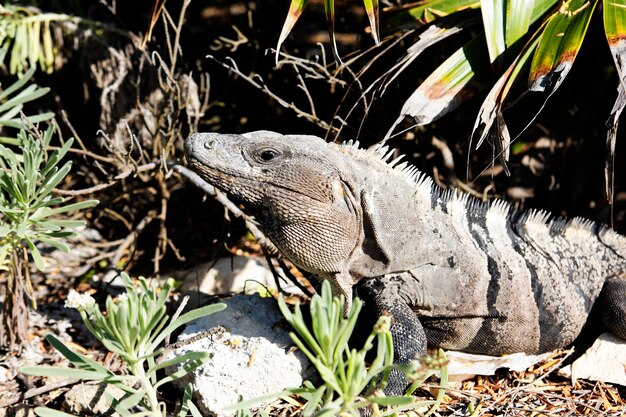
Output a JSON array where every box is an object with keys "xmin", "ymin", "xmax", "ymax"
[
  {"xmin": 116, "ymin": 293, "xmax": 128, "ymax": 302},
  {"xmin": 65, "ymin": 289, "xmax": 96, "ymax": 310}
]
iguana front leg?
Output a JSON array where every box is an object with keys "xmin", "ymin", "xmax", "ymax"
[
  {"xmin": 599, "ymin": 275, "xmax": 626, "ymax": 339},
  {"xmin": 356, "ymin": 274, "xmax": 427, "ymax": 395}
]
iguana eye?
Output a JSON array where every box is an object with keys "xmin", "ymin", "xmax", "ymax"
[{"xmin": 259, "ymin": 149, "xmax": 279, "ymax": 161}]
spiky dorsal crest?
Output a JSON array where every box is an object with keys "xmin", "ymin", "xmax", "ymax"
[
  {"xmin": 598, "ymin": 225, "xmax": 626, "ymax": 257},
  {"xmin": 435, "ymin": 183, "xmax": 610, "ymax": 245},
  {"xmin": 565, "ymin": 218, "xmax": 596, "ymax": 234},
  {"xmin": 517, "ymin": 208, "xmax": 608, "ymax": 242},
  {"xmin": 465, "ymin": 195, "xmax": 490, "ymax": 217},
  {"xmin": 370, "ymin": 142, "xmax": 396, "ymax": 163},
  {"xmin": 335, "ymin": 140, "xmax": 434, "ymax": 191},
  {"xmin": 342, "ymin": 139, "xmax": 360, "ymax": 149},
  {"xmin": 335, "ymin": 140, "xmax": 622, "ymax": 245},
  {"xmin": 524, "ymin": 209, "xmax": 552, "ymax": 226},
  {"xmin": 487, "ymin": 199, "xmax": 511, "ymax": 219}
]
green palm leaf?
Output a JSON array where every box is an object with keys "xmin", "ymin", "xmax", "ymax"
[
  {"xmin": 390, "ymin": 0, "xmax": 558, "ymax": 131},
  {"xmin": 472, "ymin": 32, "xmax": 543, "ymax": 173},
  {"xmin": 403, "ymin": 0, "xmax": 481, "ymax": 26},
  {"xmin": 529, "ymin": 0, "xmax": 598, "ymax": 92},
  {"xmin": 276, "ymin": 0, "xmax": 383, "ymax": 64},
  {"xmin": 481, "ymin": 0, "xmax": 507, "ymax": 63},
  {"xmin": 506, "ymin": 0, "xmax": 535, "ymax": 47},
  {"xmin": 603, "ymin": 0, "xmax": 626, "ymax": 204},
  {"xmin": 391, "ymin": 35, "xmax": 490, "ymax": 128},
  {"xmin": 276, "ymin": 0, "xmax": 308, "ymax": 64},
  {"xmin": 363, "ymin": 0, "xmax": 380, "ymax": 44},
  {"xmin": 324, "ymin": 0, "xmax": 341, "ymax": 63}
]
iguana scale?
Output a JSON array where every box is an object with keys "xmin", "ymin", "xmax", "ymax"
[{"xmin": 185, "ymin": 130, "xmax": 626, "ymax": 391}]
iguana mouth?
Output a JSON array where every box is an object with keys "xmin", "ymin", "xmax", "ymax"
[{"xmin": 188, "ymin": 158, "xmax": 332, "ymax": 205}]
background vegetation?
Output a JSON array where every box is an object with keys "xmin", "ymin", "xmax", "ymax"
[{"xmin": 0, "ymin": 0, "xmax": 625, "ymax": 414}]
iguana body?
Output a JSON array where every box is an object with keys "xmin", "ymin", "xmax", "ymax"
[{"xmin": 185, "ymin": 131, "xmax": 626, "ymax": 389}]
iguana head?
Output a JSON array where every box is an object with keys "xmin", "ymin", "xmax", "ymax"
[
  {"xmin": 185, "ymin": 131, "xmax": 360, "ymax": 276},
  {"xmin": 185, "ymin": 131, "xmax": 351, "ymax": 207}
]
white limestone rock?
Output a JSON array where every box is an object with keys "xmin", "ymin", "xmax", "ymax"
[
  {"xmin": 444, "ymin": 350, "xmax": 553, "ymax": 382},
  {"xmin": 177, "ymin": 256, "xmax": 275, "ymax": 295},
  {"xmin": 165, "ymin": 294, "xmax": 313, "ymax": 416},
  {"xmin": 558, "ymin": 333, "xmax": 626, "ymax": 386}
]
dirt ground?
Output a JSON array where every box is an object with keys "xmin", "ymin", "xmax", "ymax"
[{"xmin": 0, "ymin": 1, "xmax": 625, "ymax": 415}]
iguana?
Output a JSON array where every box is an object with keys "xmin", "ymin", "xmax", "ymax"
[{"xmin": 184, "ymin": 130, "xmax": 626, "ymax": 392}]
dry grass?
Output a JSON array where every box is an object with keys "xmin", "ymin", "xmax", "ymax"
[
  {"xmin": 440, "ymin": 369, "xmax": 625, "ymax": 416},
  {"xmin": 257, "ymin": 350, "xmax": 625, "ymax": 416}
]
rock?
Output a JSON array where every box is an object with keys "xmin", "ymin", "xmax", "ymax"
[
  {"xmin": 558, "ymin": 333, "xmax": 626, "ymax": 386},
  {"xmin": 62, "ymin": 382, "xmax": 125, "ymax": 416},
  {"xmin": 446, "ymin": 333, "xmax": 626, "ymax": 386},
  {"xmin": 444, "ymin": 350, "xmax": 554, "ymax": 382},
  {"xmin": 174, "ymin": 256, "xmax": 305, "ymax": 308},
  {"xmin": 165, "ymin": 294, "xmax": 313, "ymax": 416},
  {"xmin": 177, "ymin": 256, "xmax": 275, "ymax": 295}
]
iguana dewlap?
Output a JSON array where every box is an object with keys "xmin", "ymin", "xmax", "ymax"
[{"xmin": 185, "ymin": 131, "xmax": 626, "ymax": 388}]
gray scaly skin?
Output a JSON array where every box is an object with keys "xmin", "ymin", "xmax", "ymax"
[{"xmin": 185, "ymin": 130, "xmax": 626, "ymax": 393}]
